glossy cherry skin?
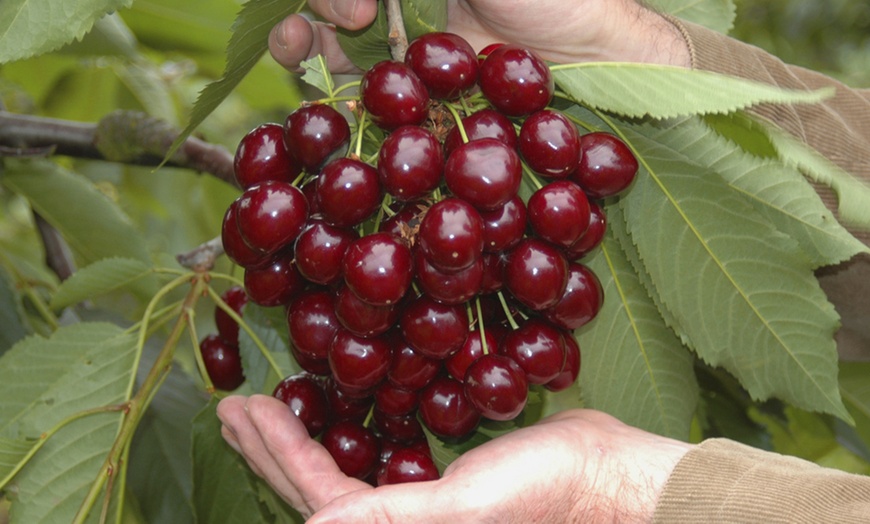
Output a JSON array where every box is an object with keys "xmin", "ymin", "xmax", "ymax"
[
  {"xmin": 527, "ymin": 180, "xmax": 591, "ymax": 248},
  {"xmin": 376, "ymin": 448, "xmax": 440, "ymax": 486},
  {"xmin": 476, "ymin": 42, "xmax": 505, "ymax": 64},
  {"xmin": 286, "ymin": 290, "xmax": 340, "ymax": 362},
  {"xmin": 374, "ymin": 381, "xmax": 419, "ymax": 417},
  {"xmin": 290, "ymin": 343, "xmax": 331, "ymax": 376},
  {"xmin": 464, "ymin": 354, "xmax": 528, "ymax": 421},
  {"xmin": 200, "ymin": 334, "xmax": 245, "ymax": 391},
  {"xmin": 518, "ymin": 109, "xmax": 580, "ymax": 178},
  {"xmin": 321, "ymin": 421, "xmax": 380, "ymax": 480},
  {"xmin": 360, "ymin": 60, "xmax": 430, "ymax": 131},
  {"xmin": 500, "ymin": 318, "xmax": 566, "ymax": 385},
  {"xmin": 328, "ymin": 329, "xmax": 392, "ymax": 394},
  {"xmin": 445, "ymin": 329, "xmax": 499, "ymax": 381},
  {"xmin": 334, "ymin": 285, "xmax": 398, "ymax": 338},
  {"xmin": 545, "ymin": 333, "xmax": 581, "ymax": 392},
  {"xmin": 234, "ymin": 123, "xmax": 301, "ymax": 188},
  {"xmin": 445, "ymin": 138, "xmax": 522, "ymax": 211},
  {"xmin": 479, "ymin": 252, "xmax": 506, "ymax": 294},
  {"xmin": 235, "ymin": 181, "xmax": 309, "ymax": 256},
  {"xmin": 418, "ymin": 376, "xmax": 481, "ymax": 439},
  {"xmin": 564, "ymin": 200, "xmax": 607, "ymax": 260},
  {"xmin": 243, "ymin": 252, "xmax": 305, "ymax": 307},
  {"xmin": 443, "ymin": 108, "xmax": 517, "ymax": 158},
  {"xmin": 504, "ymin": 238, "xmax": 569, "ymax": 311},
  {"xmin": 414, "ymin": 250, "xmax": 483, "ymax": 305},
  {"xmin": 325, "ymin": 377, "xmax": 374, "ymax": 422},
  {"xmin": 418, "ymin": 197, "xmax": 484, "ymax": 273},
  {"xmin": 479, "ymin": 44, "xmax": 554, "ymax": 117},
  {"xmin": 221, "ymin": 199, "xmax": 270, "ymax": 269},
  {"xmin": 373, "ymin": 409, "xmax": 426, "ymax": 444},
  {"xmin": 543, "ymin": 263, "xmax": 604, "ymax": 330},
  {"xmin": 342, "ymin": 232, "xmax": 413, "ymax": 306},
  {"xmin": 479, "ymin": 196, "xmax": 527, "ymax": 253},
  {"xmin": 294, "ymin": 220, "xmax": 358, "ymax": 286},
  {"xmin": 572, "ymin": 132, "xmax": 639, "ymax": 198},
  {"xmin": 317, "ymin": 157, "xmax": 382, "ymax": 228},
  {"xmin": 378, "ymin": 126, "xmax": 443, "ymax": 202},
  {"xmin": 388, "ymin": 339, "xmax": 441, "ymax": 391},
  {"xmin": 283, "ymin": 104, "xmax": 350, "ymax": 172},
  {"xmin": 272, "ymin": 373, "xmax": 330, "ymax": 437},
  {"xmin": 399, "ymin": 294, "xmax": 469, "ymax": 360},
  {"xmin": 214, "ymin": 285, "xmax": 248, "ymax": 345},
  {"xmin": 405, "ymin": 32, "xmax": 479, "ymax": 99}
]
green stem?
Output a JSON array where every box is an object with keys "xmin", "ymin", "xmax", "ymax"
[
  {"xmin": 521, "ymin": 162, "xmax": 544, "ymax": 190},
  {"xmin": 496, "ymin": 291, "xmax": 520, "ymax": 330},
  {"xmin": 475, "ymin": 297, "xmax": 489, "ymax": 355},
  {"xmin": 187, "ymin": 306, "xmax": 215, "ymax": 393},
  {"xmin": 354, "ymin": 109, "xmax": 367, "ymax": 159},
  {"xmin": 443, "ymin": 103, "xmax": 469, "ymax": 143}
]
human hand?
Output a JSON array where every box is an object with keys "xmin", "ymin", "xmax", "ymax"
[
  {"xmin": 217, "ymin": 394, "xmax": 693, "ymax": 523},
  {"xmin": 269, "ymin": 0, "xmax": 691, "ymax": 73}
]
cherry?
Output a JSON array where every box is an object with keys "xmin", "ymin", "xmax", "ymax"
[
  {"xmin": 464, "ymin": 354, "xmax": 528, "ymax": 420},
  {"xmin": 374, "ymin": 381, "xmax": 419, "ymax": 417},
  {"xmin": 325, "ymin": 377, "xmax": 374, "ymax": 422},
  {"xmin": 234, "ymin": 123, "xmax": 301, "ymax": 188},
  {"xmin": 418, "ymin": 197, "xmax": 484, "ymax": 273},
  {"xmin": 243, "ymin": 252, "xmax": 305, "ymax": 307},
  {"xmin": 221, "ymin": 199, "xmax": 270, "ymax": 269},
  {"xmin": 328, "ymin": 328, "xmax": 392, "ymax": 394},
  {"xmin": 214, "ymin": 285, "xmax": 247, "ymax": 345},
  {"xmin": 360, "ymin": 60, "xmax": 430, "ymax": 130},
  {"xmin": 545, "ymin": 333, "xmax": 581, "ymax": 392},
  {"xmin": 444, "ymin": 138, "xmax": 522, "ymax": 211},
  {"xmin": 287, "ymin": 290, "xmax": 340, "ymax": 362},
  {"xmin": 500, "ymin": 318, "xmax": 566, "ymax": 385},
  {"xmin": 504, "ymin": 238, "xmax": 569, "ymax": 311},
  {"xmin": 372, "ymin": 409, "xmax": 426, "ymax": 444},
  {"xmin": 272, "ymin": 373, "xmax": 330, "ymax": 437},
  {"xmin": 527, "ymin": 180, "xmax": 591, "ymax": 248},
  {"xmin": 418, "ymin": 376, "xmax": 481, "ymax": 438},
  {"xmin": 479, "ymin": 44, "xmax": 553, "ymax": 117},
  {"xmin": 294, "ymin": 220, "xmax": 358, "ymax": 286},
  {"xmin": 379, "ymin": 202, "xmax": 425, "ymax": 237},
  {"xmin": 334, "ymin": 284, "xmax": 398, "ymax": 338},
  {"xmin": 283, "ymin": 104, "xmax": 350, "ymax": 172},
  {"xmin": 479, "ymin": 252, "xmax": 506, "ymax": 294},
  {"xmin": 317, "ymin": 157, "xmax": 382, "ymax": 228},
  {"xmin": 199, "ymin": 334, "xmax": 244, "ymax": 391},
  {"xmin": 388, "ymin": 339, "xmax": 441, "ymax": 391},
  {"xmin": 476, "ymin": 43, "xmax": 504, "ymax": 65},
  {"xmin": 445, "ymin": 329, "xmax": 498, "ymax": 381},
  {"xmin": 518, "ymin": 109, "xmax": 580, "ymax": 179},
  {"xmin": 443, "ymin": 108, "xmax": 517, "ymax": 158},
  {"xmin": 342, "ymin": 232, "xmax": 413, "ymax": 306},
  {"xmin": 414, "ymin": 250, "xmax": 483, "ymax": 305},
  {"xmin": 572, "ymin": 132, "xmax": 639, "ymax": 198},
  {"xmin": 479, "ymin": 195, "xmax": 527, "ymax": 253},
  {"xmin": 399, "ymin": 294, "xmax": 469, "ymax": 359},
  {"xmin": 543, "ymin": 262, "xmax": 604, "ymax": 330},
  {"xmin": 321, "ymin": 421, "xmax": 379, "ymax": 480},
  {"xmin": 290, "ymin": 343, "xmax": 331, "ymax": 376},
  {"xmin": 405, "ymin": 32, "xmax": 479, "ymax": 99},
  {"xmin": 235, "ymin": 181, "xmax": 309, "ymax": 256},
  {"xmin": 376, "ymin": 448, "xmax": 440, "ymax": 486},
  {"xmin": 564, "ymin": 200, "xmax": 607, "ymax": 260},
  {"xmin": 378, "ymin": 126, "xmax": 443, "ymax": 202}
]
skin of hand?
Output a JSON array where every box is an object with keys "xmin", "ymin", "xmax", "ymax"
[
  {"xmin": 269, "ymin": 0, "xmax": 691, "ymax": 74},
  {"xmin": 217, "ymin": 394, "xmax": 693, "ymax": 523}
]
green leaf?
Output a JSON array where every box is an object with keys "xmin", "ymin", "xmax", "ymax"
[
  {"xmin": 57, "ymin": 12, "xmax": 138, "ymax": 58},
  {"xmin": 648, "ymin": 0, "xmax": 736, "ymax": 34},
  {"xmin": 113, "ymin": 61, "xmax": 178, "ymax": 125},
  {"xmin": 840, "ymin": 362, "xmax": 870, "ymax": 452},
  {"xmin": 300, "ymin": 55, "xmax": 336, "ymax": 97},
  {"xmin": 401, "ymin": 0, "xmax": 448, "ymax": 40},
  {"xmin": 120, "ymin": 0, "xmax": 238, "ymax": 54},
  {"xmin": 0, "ymin": 266, "xmax": 30, "ymax": 353},
  {"xmin": 577, "ymin": 222, "xmax": 698, "ymax": 439},
  {"xmin": 0, "ymin": 322, "xmax": 138, "ymax": 522},
  {"xmin": 617, "ymin": 121, "xmax": 850, "ymax": 422},
  {"xmin": 168, "ymin": 0, "xmax": 307, "ymax": 161},
  {"xmin": 191, "ymin": 399, "xmax": 301, "ymax": 523},
  {"xmin": 0, "ymin": 437, "xmax": 36, "ymax": 483},
  {"xmin": 50, "ymin": 257, "xmax": 154, "ymax": 310},
  {"xmin": 238, "ymin": 304, "xmax": 298, "ymax": 395},
  {"xmin": 552, "ymin": 63, "xmax": 832, "ymax": 120},
  {"xmin": 0, "ymin": 0, "xmax": 134, "ymax": 64}
]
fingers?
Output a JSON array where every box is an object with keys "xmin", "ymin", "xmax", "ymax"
[
  {"xmin": 269, "ymin": 13, "xmax": 364, "ymax": 74},
  {"xmin": 307, "ymin": 0, "xmax": 379, "ymax": 30},
  {"xmin": 309, "ymin": 481, "xmax": 462, "ymax": 524}
]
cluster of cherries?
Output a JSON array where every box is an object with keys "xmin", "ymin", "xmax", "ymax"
[
  {"xmin": 199, "ymin": 286, "xmax": 248, "ymax": 391},
  {"xmin": 215, "ymin": 31, "xmax": 638, "ymax": 485}
]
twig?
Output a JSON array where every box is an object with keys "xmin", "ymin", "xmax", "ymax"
[
  {"xmin": 33, "ymin": 212, "xmax": 77, "ymax": 282},
  {"xmin": 175, "ymin": 236, "xmax": 224, "ymax": 271},
  {"xmin": 384, "ymin": 0, "xmax": 409, "ymax": 61}
]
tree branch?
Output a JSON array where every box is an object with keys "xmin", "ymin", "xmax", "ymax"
[{"xmin": 385, "ymin": 0, "xmax": 409, "ymax": 61}]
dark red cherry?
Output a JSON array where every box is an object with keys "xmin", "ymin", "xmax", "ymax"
[
  {"xmin": 221, "ymin": 199, "xmax": 270, "ymax": 269},
  {"xmin": 504, "ymin": 238, "xmax": 569, "ymax": 311},
  {"xmin": 444, "ymin": 138, "xmax": 522, "ymax": 211},
  {"xmin": 479, "ymin": 252, "xmax": 506, "ymax": 294},
  {"xmin": 545, "ymin": 333, "xmax": 581, "ymax": 392},
  {"xmin": 235, "ymin": 181, "xmax": 309, "ymax": 255},
  {"xmin": 445, "ymin": 329, "xmax": 498, "ymax": 381},
  {"xmin": 414, "ymin": 250, "xmax": 483, "ymax": 305},
  {"xmin": 215, "ymin": 285, "xmax": 248, "ymax": 345},
  {"xmin": 379, "ymin": 202, "xmax": 425, "ymax": 238},
  {"xmin": 372, "ymin": 409, "xmax": 426, "ymax": 444},
  {"xmin": 325, "ymin": 377, "xmax": 374, "ymax": 422},
  {"xmin": 294, "ymin": 220, "xmax": 358, "ymax": 286},
  {"xmin": 418, "ymin": 197, "xmax": 484, "ymax": 273},
  {"xmin": 518, "ymin": 109, "xmax": 580, "ymax": 179},
  {"xmin": 290, "ymin": 343, "xmax": 331, "ymax": 376},
  {"xmin": 329, "ymin": 329, "xmax": 392, "ymax": 394},
  {"xmin": 200, "ymin": 334, "xmax": 244, "ymax": 391},
  {"xmin": 479, "ymin": 45, "xmax": 554, "ymax": 117},
  {"xmin": 360, "ymin": 60, "xmax": 430, "ymax": 130},
  {"xmin": 388, "ymin": 340, "xmax": 441, "ymax": 391},
  {"xmin": 287, "ymin": 290, "xmax": 340, "ymax": 362},
  {"xmin": 334, "ymin": 285, "xmax": 398, "ymax": 338},
  {"xmin": 342, "ymin": 232, "xmax": 413, "ymax": 306},
  {"xmin": 317, "ymin": 157, "xmax": 382, "ymax": 228},
  {"xmin": 234, "ymin": 123, "xmax": 301, "ymax": 188},
  {"xmin": 272, "ymin": 373, "xmax": 329, "ymax": 437},
  {"xmin": 572, "ymin": 132, "xmax": 639, "ymax": 198},
  {"xmin": 500, "ymin": 318, "xmax": 566, "ymax": 385},
  {"xmin": 464, "ymin": 354, "xmax": 528, "ymax": 421},
  {"xmin": 476, "ymin": 43, "xmax": 504, "ymax": 65},
  {"xmin": 479, "ymin": 196, "xmax": 527, "ymax": 253},
  {"xmin": 376, "ymin": 448, "xmax": 440, "ymax": 486},
  {"xmin": 374, "ymin": 382, "xmax": 419, "ymax": 417},
  {"xmin": 321, "ymin": 421, "xmax": 379, "ymax": 480},
  {"xmin": 399, "ymin": 294, "xmax": 469, "ymax": 360},
  {"xmin": 543, "ymin": 263, "xmax": 604, "ymax": 330},
  {"xmin": 243, "ymin": 252, "xmax": 305, "ymax": 307},
  {"xmin": 405, "ymin": 32, "xmax": 479, "ymax": 99},
  {"xmin": 443, "ymin": 108, "xmax": 517, "ymax": 158},
  {"xmin": 527, "ymin": 180, "xmax": 591, "ymax": 248},
  {"xmin": 418, "ymin": 376, "xmax": 481, "ymax": 438},
  {"xmin": 378, "ymin": 126, "xmax": 443, "ymax": 202},
  {"xmin": 565, "ymin": 200, "xmax": 607, "ymax": 260},
  {"xmin": 283, "ymin": 104, "xmax": 350, "ymax": 172}
]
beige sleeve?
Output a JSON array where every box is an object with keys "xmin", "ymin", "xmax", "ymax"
[{"xmin": 653, "ymin": 439, "xmax": 870, "ymax": 523}]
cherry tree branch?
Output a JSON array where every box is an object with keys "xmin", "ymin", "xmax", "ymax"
[{"xmin": 385, "ymin": 0, "xmax": 409, "ymax": 61}]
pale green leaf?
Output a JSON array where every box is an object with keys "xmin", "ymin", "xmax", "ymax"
[
  {"xmin": 300, "ymin": 55, "xmax": 335, "ymax": 97},
  {"xmin": 120, "ymin": 0, "xmax": 236, "ymax": 54},
  {"xmin": 648, "ymin": 0, "xmax": 736, "ymax": 34},
  {"xmin": 552, "ymin": 63, "xmax": 832, "ymax": 120},
  {"xmin": 0, "ymin": 266, "xmax": 30, "ymax": 353},
  {"xmin": 168, "ymin": 0, "xmax": 307, "ymax": 160},
  {"xmin": 238, "ymin": 304, "xmax": 298, "ymax": 395},
  {"xmin": 0, "ymin": 0, "xmax": 133, "ymax": 64},
  {"xmin": 840, "ymin": 362, "xmax": 870, "ymax": 452},
  {"xmin": 401, "ymin": 0, "xmax": 448, "ymax": 39},
  {"xmin": 617, "ymin": 123, "xmax": 850, "ymax": 421},
  {"xmin": 113, "ymin": 61, "xmax": 178, "ymax": 125},
  {"xmin": 58, "ymin": 12, "xmax": 138, "ymax": 58},
  {"xmin": 577, "ymin": 223, "xmax": 698, "ymax": 439},
  {"xmin": 0, "ymin": 437, "xmax": 35, "ymax": 483},
  {"xmin": 50, "ymin": 257, "xmax": 154, "ymax": 310}
]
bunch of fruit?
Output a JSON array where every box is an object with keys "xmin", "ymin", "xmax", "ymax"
[{"xmin": 216, "ymin": 31, "xmax": 638, "ymax": 485}]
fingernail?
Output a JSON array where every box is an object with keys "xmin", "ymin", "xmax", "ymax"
[{"xmin": 331, "ymin": 0, "xmax": 359, "ymax": 25}]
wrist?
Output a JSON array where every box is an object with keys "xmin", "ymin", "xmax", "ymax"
[{"xmin": 598, "ymin": 3, "xmax": 692, "ymax": 67}]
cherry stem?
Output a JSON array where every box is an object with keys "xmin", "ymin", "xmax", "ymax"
[
  {"xmin": 443, "ymin": 103, "xmax": 469, "ymax": 144},
  {"xmin": 496, "ymin": 291, "xmax": 520, "ymax": 330},
  {"xmin": 475, "ymin": 297, "xmax": 490, "ymax": 355},
  {"xmin": 333, "ymin": 80, "xmax": 362, "ymax": 96},
  {"xmin": 187, "ymin": 307, "xmax": 215, "ymax": 393},
  {"xmin": 521, "ymin": 162, "xmax": 544, "ymax": 190},
  {"xmin": 354, "ymin": 109, "xmax": 368, "ymax": 159},
  {"xmin": 384, "ymin": 0, "xmax": 409, "ymax": 61}
]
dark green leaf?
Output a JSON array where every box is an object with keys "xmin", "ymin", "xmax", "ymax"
[
  {"xmin": 238, "ymin": 304, "xmax": 298, "ymax": 394},
  {"xmin": 0, "ymin": 265, "xmax": 30, "ymax": 353},
  {"xmin": 50, "ymin": 257, "xmax": 154, "ymax": 310},
  {"xmin": 840, "ymin": 362, "xmax": 870, "ymax": 454},
  {"xmin": 300, "ymin": 55, "xmax": 336, "ymax": 97}
]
